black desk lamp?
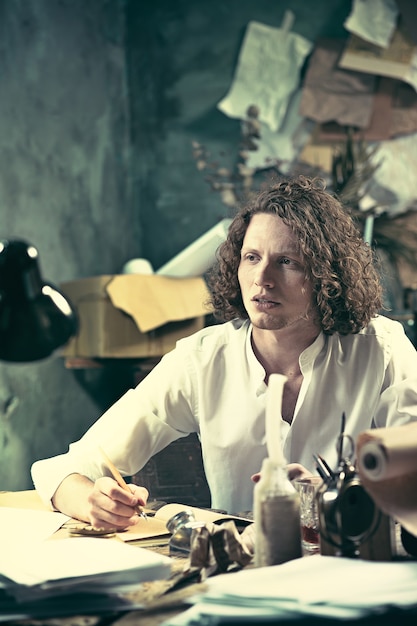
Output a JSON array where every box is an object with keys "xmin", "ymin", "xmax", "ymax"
[{"xmin": 0, "ymin": 239, "xmax": 78, "ymax": 362}]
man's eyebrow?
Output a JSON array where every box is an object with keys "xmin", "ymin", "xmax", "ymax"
[{"xmin": 241, "ymin": 244, "xmax": 300, "ymax": 254}]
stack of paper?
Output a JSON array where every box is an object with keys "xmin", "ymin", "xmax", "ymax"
[
  {"xmin": 1, "ymin": 537, "xmax": 172, "ymax": 601},
  {"xmin": 0, "ymin": 589, "xmax": 140, "ymax": 623},
  {"xmin": 163, "ymin": 555, "xmax": 417, "ymax": 625},
  {"xmin": 0, "ymin": 506, "xmax": 172, "ymax": 620}
]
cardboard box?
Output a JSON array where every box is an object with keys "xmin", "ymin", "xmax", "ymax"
[{"xmin": 60, "ymin": 274, "xmax": 211, "ymax": 358}]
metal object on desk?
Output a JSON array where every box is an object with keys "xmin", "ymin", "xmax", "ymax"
[
  {"xmin": 316, "ymin": 414, "xmax": 393, "ymax": 560},
  {"xmin": 166, "ymin": 509, "xmax": 206, "ymax": 554}
]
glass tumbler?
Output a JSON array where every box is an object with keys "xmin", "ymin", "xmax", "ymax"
[{"xmin": 294, "ymin": 476, "xmax": 323, "ymax": 555}]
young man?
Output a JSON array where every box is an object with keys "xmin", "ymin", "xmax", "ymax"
[{"xmin": 32, "ymin": 176, "xmax": 417, "ymax": 529}]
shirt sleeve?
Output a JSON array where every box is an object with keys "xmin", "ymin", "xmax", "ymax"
[
  {"xmin": 31, "ymin": 345, "xmax": 199, "ymax": 508},
  {"xmin": 374, "ymin": 320, "xmax": 417, "ymax": 429}
]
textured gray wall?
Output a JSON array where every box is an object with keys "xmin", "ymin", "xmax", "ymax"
[
  {"xmin": 126, "ymin": 0, "xmax": 352, "ymax": 270},
  {"xmin": 0, "ymin": 0, "xmax": 352, "ymax": 490},
  {"xmin": 0, "ymin": 0, "xmax": 141, "ymax": 489}
]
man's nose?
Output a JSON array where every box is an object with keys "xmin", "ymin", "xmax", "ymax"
[{"xmin": 254, "ymin": 262, "xmax": 274, "ymax": 287}]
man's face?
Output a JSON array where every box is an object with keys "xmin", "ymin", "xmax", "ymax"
[{"xmin": 238, "ymin": 213, "xmax": 316, "ymax": 332}]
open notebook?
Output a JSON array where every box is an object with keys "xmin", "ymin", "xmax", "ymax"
[
  {"xmin": 0, "ymin": 491, "xmax": 252, "ymax": 545},
  {"xmin": 117, "ymin": 502, "xmax": 253, "ymax": 544}
]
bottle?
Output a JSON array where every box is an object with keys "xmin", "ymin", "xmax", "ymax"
[
  {"xmin": 254, "ymin": 373, "xmax": 302, "ymax": 566},
  {"xmin": 254, "ymin": 456, "xmax": 302, "ymax": 566}
]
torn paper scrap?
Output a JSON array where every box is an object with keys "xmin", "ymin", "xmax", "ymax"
[
  {"xmin": 339, "ymin": 28, "xmax": 417, "ymax": 93},
  {"xmin": 344, "ymin": 0, "xmax": 398, "ymax": 48},
  {"xmin": 361, "ymin": 131, "xmax": 417, "ymax": 215},
  {"xmin": 300, "ymin": 39, "xmax": 376, "ymax": 128},
  {"xmin": 312, "ymin": 78, "xmax": 417, "ymax": 142},
  {"xmin": 217, "ymin": 20, "xmax": 312, "ymax": 132},
  {"xmin": 245, "ymin": 89, "xmax": 316, "ymax": 174}
]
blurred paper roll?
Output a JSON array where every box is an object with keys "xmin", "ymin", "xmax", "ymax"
[
  {"xmin": 156, "ymin": 218, "xmax": 232, "ymax": 278},
  {"xmin": 357, "ymin": 424, "xmax": 417, "ymax": 482}
]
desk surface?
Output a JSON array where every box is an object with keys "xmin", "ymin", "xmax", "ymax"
[
  {"xmin": 0, "ymin": 490, "xmax": 206, "ymax": 626},
  {"xmin": 1, "ymin": 491, "xmax": 417, "ymax": 626}
]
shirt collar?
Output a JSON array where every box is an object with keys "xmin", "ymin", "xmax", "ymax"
[
  {"xmin": 244, "ymin": 322, "xmax": 267, "ymax": 393},
  {"xmin": 245, "ymin": 322, "xmax": 326, "ymax": 388},
  {"xmin": 299, "ymin": 331, "xmax": 325, "ymax": 371}
]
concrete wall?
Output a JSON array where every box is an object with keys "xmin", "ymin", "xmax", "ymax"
[
  {"xmin": 0, "ymin": 0, "xmax": 140, "ymax": 489},
  {"xmin": 126, "ymin": 0, "xmax": 352, "ymax": 270},
  {"xmin": 0, "ymin": 0, "xmax": 353, "ymax": 490}
]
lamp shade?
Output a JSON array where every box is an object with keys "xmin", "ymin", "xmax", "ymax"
[{"xmin": 0, "ymin": 239, "xmax": 78, "ymax": 362}]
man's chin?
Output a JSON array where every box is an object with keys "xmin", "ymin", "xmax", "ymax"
[
  {"xmin": 251, "ymin": 316, "xmax": 293, "ymax": 331},
  {"xmin": 251, "ymin": 312, "xmax": 308, "ymax": 331}
]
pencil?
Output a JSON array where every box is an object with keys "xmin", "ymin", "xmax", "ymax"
[{"xmin": 98, "ymin": 446, "xmax": 148, "ymax": 521}]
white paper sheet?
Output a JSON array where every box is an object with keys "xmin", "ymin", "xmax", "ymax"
[
  {"xmin": 1, "ymin": 537, "xmax": 172, "ymax": 601},
  {"xmin": 344, "ymin": 0, "xmax": 398, "ymax": 48},
  {"xmin": 361, "ymin": 131, "xmax": 417, "ymax": 214},
  {"xmin": 217, "ymin": 19, "xmax": 312, "ymax": 132},
  {"xmin": 163, "ymin": 555, "xmax": 417, "ymax": 625},
  {"xmin": 340, "ymin": 0, "xmax": 417, "ymax": 94},
  {"xmin": 0, "ymin": 507, "xmax": 69, "ymax": 546},
  {"xmin": 245, "ymin": 90, "xmax": 316, "ymax": 174}
]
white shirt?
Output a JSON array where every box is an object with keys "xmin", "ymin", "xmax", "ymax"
[{"xmin": 31, "ymin": 315, "xmax": 417, "ymax": 514}]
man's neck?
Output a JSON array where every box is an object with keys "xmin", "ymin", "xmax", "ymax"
[{"xmin": 251, "ymin": 322, "xmax": 320, "ymax": 378}]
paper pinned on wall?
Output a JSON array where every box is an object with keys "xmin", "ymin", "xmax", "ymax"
[
  {"xmin": 339, "ymin": 28, "xmax": 417, "ymax": 92},
  {"xmin": 300, "ymin": 38, "xmax": 376, "ymax": 129},
  {"xmin": 344, "ymin": 0, "xmax": 399, "ymax": 48},
  {"xmin": 361, "ymin": 131, "xmax": 417, "ymax": 215},
  {"xmin": 340, "ymin": 0, "xmax": 417, "ymax": 92},
  {"xmin": 244, "ymin": 89, "xmax": 316, "ymax": 174},
  {"xmin": 217, "ymin": 14, "xmax": 313, "ymax": 132}
]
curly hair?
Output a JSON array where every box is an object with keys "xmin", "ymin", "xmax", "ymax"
[{"xmin": 207, "ymin": 176, "xmax": 383, "ymax": 335}]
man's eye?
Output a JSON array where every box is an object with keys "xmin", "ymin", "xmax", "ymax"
[{"xmin": 279, "ymin": 257, "xmax": 304, "ymax": 271}]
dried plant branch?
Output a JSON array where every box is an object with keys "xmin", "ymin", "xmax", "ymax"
[{"xmin": 192, "ymin": 114, "xmax": 417, "ymax": 276}]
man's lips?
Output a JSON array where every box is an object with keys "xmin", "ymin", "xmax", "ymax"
[{"xmin": 252, "ymin": 295, "xmax": 279, "ymax": 305}]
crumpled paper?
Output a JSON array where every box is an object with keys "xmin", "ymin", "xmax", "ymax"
[
  {"xmin": 182, "ymin": 521, "xmax": 254, "ymax": 581},
  {"xmin": 300, "ymin": 38, "xmax": 376, "ymax": 128}
]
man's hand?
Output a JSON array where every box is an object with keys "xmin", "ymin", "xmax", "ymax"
[
  {"xmin": 52, "ymin": 473, "xmax": 148, "ymax": 529},
  {"xmin": 86, "ymin": 477, "xmax": 148, "ymax": 529},
  {"xmin": 287, "ymin": 463, "xmax": 313, "ymax": 482},
  {"xmin": 251, "ymin": 462, "xmax": 313, "ymax": 484}
]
